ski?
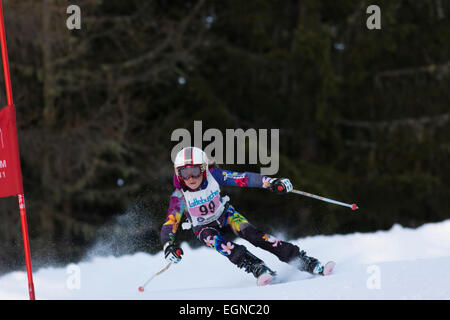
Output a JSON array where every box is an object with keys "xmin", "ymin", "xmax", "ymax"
[
  {"xmin": 322, "ymin": 261, "xmax": 336, "ymax": 276},
  {"xmin": 257, "ymin": 261, "xmax": 335, "ymax": 286},
  {"xmin": 257, "ymin": 272, "xmax": 275, "ymax": 286}
]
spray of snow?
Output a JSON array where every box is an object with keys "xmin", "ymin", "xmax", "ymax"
[{"xmin": 86, "ymin": 202, "xmax": 158, "ymax": 259}]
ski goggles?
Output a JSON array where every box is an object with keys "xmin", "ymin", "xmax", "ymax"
[{"xmin": 178, "ymin": 165, "xmax": 203, "ymax": 179}]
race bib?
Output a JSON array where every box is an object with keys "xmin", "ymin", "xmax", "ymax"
[{"xmin": 182, "ymin": 173, "xmax": 225, "ymax": 226}]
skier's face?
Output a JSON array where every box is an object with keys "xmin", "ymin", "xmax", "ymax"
[{"xmin": 184, "ymin": 175, "xmax": 203, "ymax": 190}]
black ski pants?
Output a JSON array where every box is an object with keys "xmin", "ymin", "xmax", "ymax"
[{"xmin": 192, "ymin": 204, "xmax": 300, "ymax": 267}]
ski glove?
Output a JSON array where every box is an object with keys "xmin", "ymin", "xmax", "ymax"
[
  {"xmin": 269, "ymin": 178, "xmax": 293, "ymax": 194},
  {"xmin": 164, "ymin": 242, "xmax": 183, "ymax": 264}
]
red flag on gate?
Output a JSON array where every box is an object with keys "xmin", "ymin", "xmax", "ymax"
[
  {"xmin": 0, "ymin": 104, "xmax": 24, "ymax": 197},
  {"xmin": 0, "ymin": 0, "xmax": 35, "ymax": 300}
]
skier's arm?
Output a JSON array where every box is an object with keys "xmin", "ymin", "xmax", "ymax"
[
  {"xmin": 210, "ymin": 168, "xmax": 293, "ymax": 193},
  {"xmin": 160, "ymin": 189, "xmax": 186, "ymax": 246},
  {"xmin": 209, "ymin": 167, "xmax": 267, "ymax": 188}
]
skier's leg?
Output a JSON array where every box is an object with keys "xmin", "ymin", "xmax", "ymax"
[
  {"xmin": 238, "ymin": 223, "xmax": 301, "ymax": 263},
  {"xmin": 225, "ymin": 206, "xmax": 299, "ymax": 262},
  {"xmin": 225, "ymin": 206, "xmax": 324, "ymax": 275},
  {"xmin": 195, "ymin": 225, "xmax": 275, "ymax": 279},
  {"xmin": 195, "ymin": 226, "xmax": 246, "ymax": 265}
]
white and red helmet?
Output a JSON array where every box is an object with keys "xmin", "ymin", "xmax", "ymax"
[{"xmin": 174, "ymin": 147, "xmax": 209, "ymax": 184}]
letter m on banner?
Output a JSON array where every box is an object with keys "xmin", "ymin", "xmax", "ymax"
[{"xmin": 0, "ymin": 0, "xmax": 35, "ymax": 299}]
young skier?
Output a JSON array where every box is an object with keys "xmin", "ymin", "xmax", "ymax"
[{"xmin": 160, "ymin": 146, "xmax": 333, "ymax": 285}]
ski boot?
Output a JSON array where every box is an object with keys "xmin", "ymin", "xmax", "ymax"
[
  {"xmin": 237, "ymin": 250, "xmax": 277, "ymax": 286},
  {"xmin": 292, "ymin": 250, "xmax": 334, "ymax": 276}
]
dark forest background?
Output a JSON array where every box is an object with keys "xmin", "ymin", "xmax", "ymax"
[{"xmin": 0, "ymin": 0, "xmax": 448, "ymax": 275}]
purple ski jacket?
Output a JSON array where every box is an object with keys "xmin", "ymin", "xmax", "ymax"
[{"xmin": 160, "ymin": 167, "xmax": 272, "ymax": 245}]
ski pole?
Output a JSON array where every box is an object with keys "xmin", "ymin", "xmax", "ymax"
[
  {"xmin": 291, "ymin": 189, "xmax": 359, "ymax": 211},
  {"xmin": 138, "ymin": 262, "xmax": 173, "ymax": 292}
]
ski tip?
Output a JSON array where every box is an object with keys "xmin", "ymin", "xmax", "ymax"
[
  {"xmin": 351, "ymin": 203, "xmax": 358, "ymax": 211},
  {"xmin": 257, "ymin": 273, "xmax": 274, "ymax": 286},
  {"xmin": 323, "ymin": 261, "xmax": 336, "ymax": 276},
  {"xmin": 138, "ymin": 286, "xmax": 145, "ymax": 292}
]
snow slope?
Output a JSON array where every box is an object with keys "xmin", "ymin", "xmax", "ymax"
[{"xmin": 1, "ymin": 220, "xmax": 450, "ymax": 300}]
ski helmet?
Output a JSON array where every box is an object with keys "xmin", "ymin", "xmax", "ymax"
[{"xmin": 174, "ymin": 147, "xmax": 209, "ymax": 184}]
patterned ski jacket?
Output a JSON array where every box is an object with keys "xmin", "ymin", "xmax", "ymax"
[{"xmin": 160, "ymin": 167, "xmax": 272, "ymax": 245}]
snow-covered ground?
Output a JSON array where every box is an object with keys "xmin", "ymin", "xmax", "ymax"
[{"xmin": 1, "ymin": 219, "xmax": 450, "ymax": 300}]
